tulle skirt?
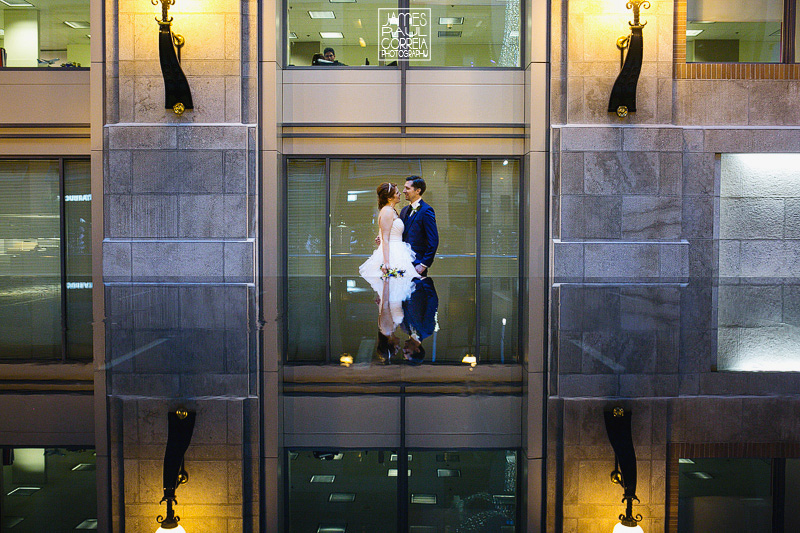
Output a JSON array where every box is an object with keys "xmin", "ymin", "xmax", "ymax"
[{"xmin": 359, "ymin": 239, "xmax": 420, "ymax": 302}]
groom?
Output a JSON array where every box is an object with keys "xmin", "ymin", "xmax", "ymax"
[{"xmin": 399, "ymin": 176, "xmax": 439, "ymax": 276}]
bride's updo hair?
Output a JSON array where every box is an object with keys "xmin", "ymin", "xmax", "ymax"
[{"xmin": 377, "ymin": 182, "xmax": 397, "ymax": 210}]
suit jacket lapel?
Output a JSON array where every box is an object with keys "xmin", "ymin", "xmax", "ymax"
[{"xmin": 406, "ymin": 200, "xmax": 425, "ymax": 229}]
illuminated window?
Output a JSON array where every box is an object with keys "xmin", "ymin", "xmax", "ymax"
[
  {"xmin": 285, "ymin": 158, "xmax": 520, "ymax": 364},
  {"xmin": 286, "ymin": 0, "xmax": 521, "ymax": 67},
  {"xmin": 685, "ymin": 0, "xmax": 799, "ymax": 63},
  {"xmin": 0, "ymin": 159, "xmax": 92, "ymax": 362},
  {"xmin": 0, "ymin": 1, "xmax": 90, "ymax": 68}
]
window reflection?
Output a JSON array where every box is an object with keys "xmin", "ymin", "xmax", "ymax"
[
  {"xmin": 286, "ymin": 0, "xmax": 521, "ymax": 67},
  {"xmin": 0, "ymin": 159, "xmax": 92, "ymax": 362},
  {"xmin": 0, "ymin": 1, "xmax": 90, "ymax": 67},
  {"xmin": 285, "ymin": 158, "xmax": 521, "ymax": 364},
  {"xmin": 0, "ymin": 160, "xmax": 61, "ymax": 360},
  {"xmin": 287, "ymin": 449, "xmax": 518, "ymax": 532},
  {"xmin": 1, "ymin": 447, "xmax": 97, "ymax": 532},
  {"xmin": 686, "ymin": 1, "xmax": 782, "ymax": 63},
  {"xmin": 288, "ymin": 450, "xmax": 399, "ymax": 532}
]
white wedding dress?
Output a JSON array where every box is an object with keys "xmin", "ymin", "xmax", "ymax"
[{"xmin": 359, "ymin": 217, "xmax": 420, "ymax": 307}]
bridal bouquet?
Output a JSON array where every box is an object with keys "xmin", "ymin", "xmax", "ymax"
[{"xmin": 381, "ymin": 267, "xmax": 406, "ymax": 280}]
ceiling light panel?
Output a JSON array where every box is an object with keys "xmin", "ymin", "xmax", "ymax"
[
  {"xmin": 686, "ymin": 29, "xmax": 703, "ymax": 37},
  {"xmin": 0, "ymin": 0, "xmax": 35, "ymax": 6},
  {"xmin": 309, "ymin": 11, "xmax": 336, "ymax": 19},
  {"xmin": 320, "ymin": 32, "xmax": 344, "ymax": 39},
  {"xmin": 64, "ymin": 21, "xmax": 90, "ymax": 29},
  {"xmin": 438, "ymin": 17, "xmax": 464, "ymax": 25}
]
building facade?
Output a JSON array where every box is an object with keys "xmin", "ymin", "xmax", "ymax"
[{"xmin": 2, "ymin": 0, "xmax": 800, "ymax": 531}]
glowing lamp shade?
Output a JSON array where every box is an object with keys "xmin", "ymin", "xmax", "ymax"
[
  {"xmin": 613, "ymin": 522, "xmax": 643, "ymax": 533},
  {"xmin": 156, "ymin": 525, "xmax": 186, "ymax": 533}
]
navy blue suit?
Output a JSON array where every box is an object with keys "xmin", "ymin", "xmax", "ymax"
[
  {"xmin": 401, "ymin": 277, "xmax": 439, "ymax": 341},
  {"xmin": 399, "ymin": 200, "xmax": 439, "ymax": 271}
]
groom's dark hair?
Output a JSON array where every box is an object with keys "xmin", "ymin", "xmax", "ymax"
[{"xmin": 405, "ymin": 176, "xmax": 426, "ymax": 195}]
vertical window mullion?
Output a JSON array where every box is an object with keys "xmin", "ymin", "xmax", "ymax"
[
  {"xmin": 476, "ymin": 158, "xmax": 482, "ymax": 362},
  {"xmin": 58, "ymin": 158, "xmax": 68, "ymax": 362},
  {"xmin": 325, "ymin": 157, "xmax": 332, "ymax": 364},
  {"xmin": 786, "ymin": 0, "xmax": 797, "ymax": 63}
]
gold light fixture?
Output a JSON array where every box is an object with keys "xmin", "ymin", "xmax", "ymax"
[
  {"xmin": 605, "ymin": 407, "xmax": 644, "ymax": 532},
  {"xmin": 608, "ymin": 1, "xmax": 651, "ymax": 118},
  {"xmin": 155, "ymin": 408, "xmax": 196, "ymax": 532},
  {"xmin": 152, "ymin": 0, "xmax": 193, "ymax": 115}
]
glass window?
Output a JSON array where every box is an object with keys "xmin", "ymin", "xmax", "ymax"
[
  {"xmin": 1, "ymin": 447, "xmax": 97, "ymax": 532},
  {"xmin": 286, "ymin": 449, "xmax": 518, "ymax": 532},
  {"xmin": 0, "ymin": 159, "xmax": 92, "ymax": 362},
  {"xmin": 409, "ymin": 0, "xmax": 521, "ymax": 67},
  {"xmin": 0, "ymin": 1, "xmax": 90, "ymax": 68},
  {"xmin": 408, "ymin": 450, "xmax": 518, "ymax": 532},
  {"xmin": 678, "ymin": 457, "xmax": 800, "ymax": 533},
  {"xmin": 286, "ymin": 0, "xmax": 521, "ymax": 67},
  {"xmin": 64, "ymin": 160, "xmax": 92, "ymax": 360},
  {"xmin": 287, "ymin": 450, "xmax": 399, "ymax": 532},
  {"xmin": 686, "ymin": 0, "xmax": 783, "ymax": 63},
  {"xmin": 285, "ymin": 158, "xmax": 521, "ymax": 365}
]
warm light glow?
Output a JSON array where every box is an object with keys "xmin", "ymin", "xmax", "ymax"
[
  {"xmin": 461, "ymin": 354, "xmax": 477, "ymax": 367},
  {"xmin": 156, "ymin": 525, "xmax": 186, "ymax": 533},
  {"xmin": 339, "ymin": 354, "xmax": 353, "ymax": 367},
  {"xmin": 613, "ymin": 523, "xmax": 643, "ymax": 533}
]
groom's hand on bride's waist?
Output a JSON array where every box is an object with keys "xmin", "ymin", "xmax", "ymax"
[{"xmin": 375, "ymin": 235, "xmax": 381, "ymax": 245}]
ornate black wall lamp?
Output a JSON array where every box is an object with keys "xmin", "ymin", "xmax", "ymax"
[
  {"xmin": 155, "ymin": 408, "xmax": 196, "ymax": 533},
  {"xmin": 153, "ymin": 0, "xmax": 194, "ymax": 116},
  {"xmin": 608, "ymin": 1, "xmax": 650, "ymax": 118},
  {"xmin": 604, "ymin": 407, "xmax": 644, "ymax": 533}
]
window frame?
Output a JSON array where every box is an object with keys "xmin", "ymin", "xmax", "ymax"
[
  {"xmin": 677, "ymin": 0, "xmax": 800, "ymax": 79},
  {"xmin": 281, "ymin": 155, "xmax": 525, "ymax": 365},
  {"xmin": 0, "ymin": 156, "xmax": 92, "ymax": 364},
  {"xmin": 283, "ymin": 0, "xmax": 526, "ymax": 70},
  {"xmin": 284, "ymin": 446, "xmax": 522, "ymax": 532}
]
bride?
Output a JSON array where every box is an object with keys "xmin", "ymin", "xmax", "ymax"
[{"xmin": 359, "ymin": 182, "xmax": 420, "ymax": 305}]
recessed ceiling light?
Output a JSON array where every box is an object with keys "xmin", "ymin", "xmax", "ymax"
[
  {"xmin": 64, "ymin": 21, "xmax": 90, "ymax": 29},
  {"xmin": 320, "ymin": 32, "xmax": 344, "ymax": 39},
  {"xmin": 7, "ymin": 487, "xmax": 41, "ymax": 496},
  {"xmin": 437, "ymin": 468, "xmax": 461, "ymax": 477},
  {"xmin": 289, "ymin": 32, "xmax": 297, "ymax": 38},
  {"xmin": 678, "ymin": 458, "xmax": 695, "ymax": 464},
  {"xmin": 310, "ymin": 475, "xmax": 336, "ymax": 483},
  {"xmin": 387, "ymin": 469, "xmax": 411, "ymax": 477},
  {"xmin": 0, "ymin": 0, "xmax": 34, "ymax": 6},
  {"xmin": 330, "ymin": 0, "xmax": 356, "ymax": 3},
  {"xmin": 72, "ymin": 463, "xmax": 96, "ymax": 471},
  {"xmin": 686, "ymin": 471, "xmax": 713, "ymax": 480},
  {"xmin": 686, "ymin": 29, "xmax": 703, "ymax": 37},
  {"xmin": 411, "ymin": 494, "xmax": 437, "ymax": 504},
  {"xmin": 328, "ymin": 493, "xmax": 356, "ymax": 502},
  {"xmin": 309, "ymin": 11, "xmax": 335, "ymax": 19},
  {"xmin": 75, "ymin": 519, "xmax": 98, "ymax": 530},
  {"xmin": 317, "ymin": 527, "xmax": 346, "ymax": 533},
  {"xmin": 439, "ymin": 17, "xmax": 464, "ymax": 25}
]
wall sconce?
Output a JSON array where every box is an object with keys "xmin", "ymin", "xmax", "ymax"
[
  {"xmin": 604, "ymin": 407, "xmax": 643, "ymax": 533},
  {"xmin": 608, "ymin": 1, "xmax": 651, "ymax": 118},
  {"xmin": 156, "ymin": 408, "xmax": 196, "ymax": 532},
  {"xmin": 152, "ymin": 0, "xmax": 194, "ymax": 116}
]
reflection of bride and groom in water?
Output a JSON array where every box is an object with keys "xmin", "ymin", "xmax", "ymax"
[{"xmin": 358, "ymin": 177, "xmax": 440, "ymax": 364}]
